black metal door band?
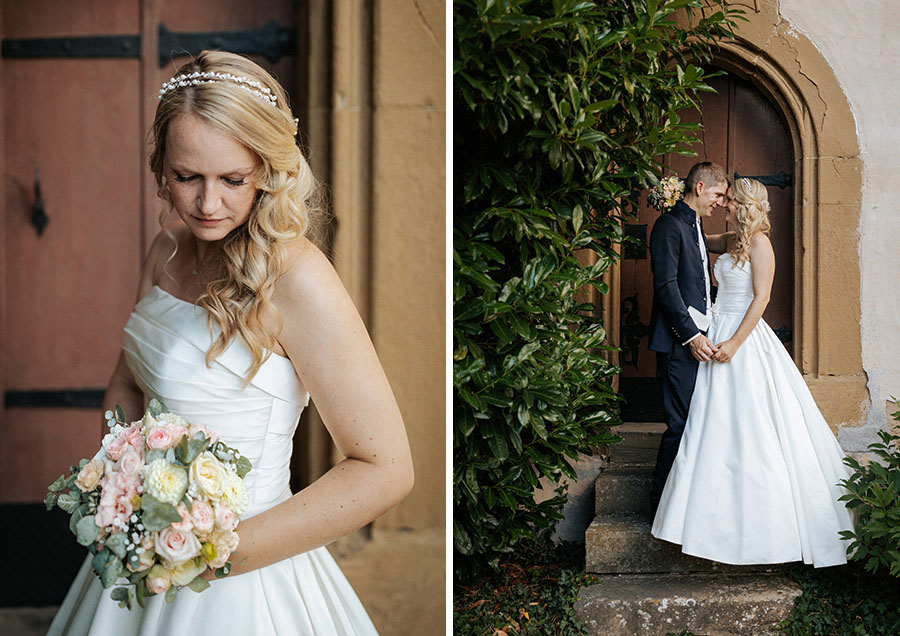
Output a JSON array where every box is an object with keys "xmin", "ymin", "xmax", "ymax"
[
  {"xmin": 5, "ymin": 389, "xmax": 105, "ymax": 409},
  {"xmin": 734, "ymin": 171, "xmax": 793, "ymax": 189},
  {"xmin": 1, "ymin": 21, "xmax": 295, "ymax": 66}
]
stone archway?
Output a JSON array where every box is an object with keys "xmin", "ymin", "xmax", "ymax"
[{"xmin": 668, "ymin": 2, "xmax": 868, "ymax": 431}]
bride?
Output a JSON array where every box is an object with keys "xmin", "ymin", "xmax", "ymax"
[
  {"xmin": 651, "ymin": 177, "xmax": 853, "ymax": 568},
  {"xmin": 48, "ymin": 51, "xmax": 413, "ymax": 634}
]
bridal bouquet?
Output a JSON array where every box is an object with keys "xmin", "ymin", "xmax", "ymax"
[
  {"xmin": 45, "ymin": 400, "xmax": 252, "ymax": 609},
  {"xmin": 647, "ymin": 175, "xmax": 685, "ymax": 211}
]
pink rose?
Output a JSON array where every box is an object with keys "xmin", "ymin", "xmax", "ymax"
[
  {"xmin": 95, "ymin": 502, "xmax": 118, "ymax": 529},
  {"xmin": 214, "ymin": 504, "xmax": 236, "ymax": 531},
  {"xmin": 123, "ymin": 423, "xmax": 144, "ymax": 454},
  {"xmin": 118, "ymin": 447, "xmax": 143, "ymax": 476},
  {"xmin": 166, "ymin": 425, "xmax": 189, "ymax": 444},
  {"xmin": 172, "ymin": 504, "xmax": 193, "ymax": 533},
  {"xmin": 189, "ymin": 421, "xmax": 219, "ymax": 444},
  {"xmin": 154, "ymin": 527, "xmax": 201, "ymax": 567},
  {"xmin": 190, "ymin": 500, "xmax": 214, "ymax": 535},
  {"xmin": 75, "ymin": 458, "xmax": 104, "ymax": 492},
  {"xmin": 146, "ymin": 427, "xmax": 175, "ymax": 450},
  {"xmin": 104, "ymin": 433, "xmax": 129, "ymax": 461}
]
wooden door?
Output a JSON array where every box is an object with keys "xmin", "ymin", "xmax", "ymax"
[
  {"xmin": 618, "ymin": 72, "xmax": 795, "ymax": 421},
  {"xmin": 0, "ymin": 0, "xmax": 299, "ymax": 606}
]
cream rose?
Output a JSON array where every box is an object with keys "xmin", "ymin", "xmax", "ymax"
[
  {"xmin": 146, "ymin": 564, "xmax": 172, "ymax": 594},
  {"xmin": 171, "ymin": 558, "xmax": 206, "ymax": 587},
  {"xmin": 154, "ymin": 526, "xmax": 201, "ymax": 567},
  {"xmin": 128, "ymin": 548, "xmax": 155, "ymax": 573},
  {"xmin": 143, "ymin": 459, "xmax": 188, "ymax": 505},
  {"xmin": 75, "ymin": 458, "xmax": 104, "ymax": 492},
  {"xmin": 190, "ymin": 452, "xmax": 226, "ymax": 499},
  {"xmin": 214, "ymin": 503, "xmax": 236, "ymax": 531},
  {"xmin": 208, "ymin": 529, "xmax": 239, "ymax": 569}
]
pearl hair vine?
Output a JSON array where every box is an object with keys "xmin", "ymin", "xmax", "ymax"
[{"xmin": 158, "ymin": 71, "xmax": 278, "ymax": 107}]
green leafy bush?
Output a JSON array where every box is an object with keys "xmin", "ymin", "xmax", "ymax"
[
  {"xmin": 453, "ymin": 537, "xmax": 594, "ymax": 635},
  {"xmin": 839, "ymin": 409, "xmax": 900, "ymax": 577},
  {"xmin": 453, "ymin": 0, "xmax": 742, "ymax": 577},
  {"xmin": 780, "ymin": 562, "xmax": 900, "ymax": 636}
]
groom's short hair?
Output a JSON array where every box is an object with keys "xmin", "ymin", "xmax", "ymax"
[{"xmin": 685, "ymin": 161, "xmax": 728, "ymax": 194}]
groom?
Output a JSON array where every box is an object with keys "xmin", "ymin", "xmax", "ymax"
[{"xmin": 647, "ymin": 161, "xmax": 728, "ymax": 513}]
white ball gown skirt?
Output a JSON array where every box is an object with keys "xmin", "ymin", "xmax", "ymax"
[
  {"xmin": 651, "ymin": 254, "xmax": 854, "ymax": 568},
  {"xmin": 47, "ymin": 286, "xmax": 379, "ymax": 635}
]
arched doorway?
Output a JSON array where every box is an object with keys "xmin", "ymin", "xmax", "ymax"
[{"xmin": 618, "ymin": 71, "xmax": 796, "ymax": 420}]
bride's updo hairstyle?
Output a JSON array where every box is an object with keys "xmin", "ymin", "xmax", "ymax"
[
  {"xmin": 730, "ymin": 177, "xmax": 771, "ymax": 267},
  {"xmin": 150, "ymin": 50, "xmax": 321, "ymax": 382}
]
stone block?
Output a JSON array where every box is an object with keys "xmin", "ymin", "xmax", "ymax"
[
  {"xmin": 575, "ymin": 573, "xmax": 800, "ymax": 636},
  {"xmin": 534, "ymin": 451, "xmax": 608, "ymax": 544},
  {"xmin": 594, "ymin": 465, "xmax": 653, "ymax": 517},
  {"xmin": 585, "ymin": 514, "xmax": 777, "ymax": 575},
  {"xmin": 609, "ymin": 422, "xmax": 666, "ymax": 466}
]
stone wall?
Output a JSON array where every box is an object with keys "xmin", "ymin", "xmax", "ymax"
[{"xmin": 779, "ymin": 1, "xmax": 900, "ymax": 450}]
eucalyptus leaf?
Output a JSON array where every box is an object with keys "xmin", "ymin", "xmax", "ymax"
[
  {"xmin": 215, "ymin": 561, "xmax": 232, "ymax": 578},
  {"xmin": 92, "ymin": 548, "xmax": 122, "ymax": 588},
  {"xmin": 74, "ymin": 515, "xmax": 99, "ymax": 546},
  {"xmin": 44, "ymin": 492, "xmax": 58, "ymax": 511},
  {"xmin": 140, "ymin": 493, "xmax": 183, "ymax": 532},
  {"xmin": 115, "ymin": 405, "xmax": 127, "ymax": 424},
  {"xmin": 48, "ymin": 474, "xmax": 66, "ymax": 493},
  {"xmin": 235, "ymin": 456, "xmax": 252, "ymax": 479},
  {"xmin": 110, "ymin": 586, "xmax": 132, "ymax": 610},
  {"xmin": 57, "ymin": 491, "xmax": 82, "ymax": 514},
  {"xmin": 186, "ymin": 576, "xmax": 211, "ymax": 593},
  {"xmin": 104, "ymin": 532, "xmax": 128, "ymax": 558},
  {"xmin": 165, "ymin": 585, "xmax": 177, "ymax": 603},
  {"xmin": 148, "ymin": 398, "xmax": 167, "ymax": 417}
]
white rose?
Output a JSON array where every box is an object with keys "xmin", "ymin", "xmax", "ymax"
[
  {"xmin": 171, "ymin": 558, "xmax": 206, "ymax": 587},
  {"xmin": 190, "ymin": 452, "xmax": 226, "ymax": 499}
]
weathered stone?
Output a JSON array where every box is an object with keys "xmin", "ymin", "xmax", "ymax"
[
  {"xmin": 585, "ymin": 514, "xmax": 777, "ymax": 575},
  {"xmin": 609, "ymin": 422, "xmax": 666, "ymax": 466},
  {"xmin": 594, "ymin": 465, "xmax": 653, "ymax": 517},
  {"xmin": 576, "ymin": 573, "xmax": 800, "ymax": 636}
]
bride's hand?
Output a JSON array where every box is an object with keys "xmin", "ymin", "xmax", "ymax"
[{"xmin": 712, "ymin": 339, "xmax": 739, "ymax": 363}]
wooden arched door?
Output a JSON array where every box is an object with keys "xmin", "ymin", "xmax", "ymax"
[{"xmin": 618, "ymin": 72, "xmax": 795, "ymax": 421}]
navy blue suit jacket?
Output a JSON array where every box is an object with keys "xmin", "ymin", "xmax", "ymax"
[{"xmin": 648, "ymin": 200, "xmax": 713, "ymax": 353}]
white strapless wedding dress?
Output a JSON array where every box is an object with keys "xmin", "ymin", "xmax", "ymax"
[
  {"xmin": 651, "ymin": 253, "xmax": 854, "ymax": 567},
  {"xmin": 48, "ymin": 286, "xmax": 378, "ymax": 635}
]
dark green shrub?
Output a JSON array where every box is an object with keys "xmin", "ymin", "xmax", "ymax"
[
  {"xmin": 839, "ymin": 408, "xmax": 900, "ymax": 577},
  {"xmin": 453, "ymin": 0, "xmax": 742, "ymax": 577}
]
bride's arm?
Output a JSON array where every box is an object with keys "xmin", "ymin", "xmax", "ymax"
[
  {"xmin": 217, "ymin": 239, "xmax": 414, "ymax": 576},
  {"xmin": 712, "ymin": 233, "xmax": 775, "ymax": 363},
  {"xmin": 705, "ymin": 231, "xmax": 734, "ymax": 254}
]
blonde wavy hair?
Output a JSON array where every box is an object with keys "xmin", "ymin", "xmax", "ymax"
[
  {"xmin": 729, "ymin": 177, "xmax": 771, "ymax": 267},
  {"xmin": 150, "ymin": 51, "xmax": 322, "ymax": 382}
]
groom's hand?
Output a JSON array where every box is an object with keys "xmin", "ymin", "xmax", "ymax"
[{"xmin": 688, "ymin": 334, "xmax": 718, "ymax": 362}]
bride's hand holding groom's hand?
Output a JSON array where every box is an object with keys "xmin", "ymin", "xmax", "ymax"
[{"xmin": 712, "ymin": 339, "xmax": 739, "ymax": 363}]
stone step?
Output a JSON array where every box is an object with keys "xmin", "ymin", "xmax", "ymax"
[
  {"xmin": 609, "ymin": 422, "xmax": 665, "ymax": 466},
  {"xmin": 575, "ymin": 573, "xmax": 800, "ymax": 636},
  {"xmin": 594, "ymin": 464, "xmax": 653, "ymax": 517},
  {"xmin": 585, "ymin": 514, "xmax": 777, "ymax": 575}
]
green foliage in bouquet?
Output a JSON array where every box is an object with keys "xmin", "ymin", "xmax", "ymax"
[
  {"xmin": 46, "ymin": 399, "xmax": 252, "ymax": 610},
  {"xmin": 453, "ymin": 0, "xmax": 744, "ymax": 577},
  {"xmin": 839, "ymin": 408, "xmax": 900, "ymax": 577}
]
